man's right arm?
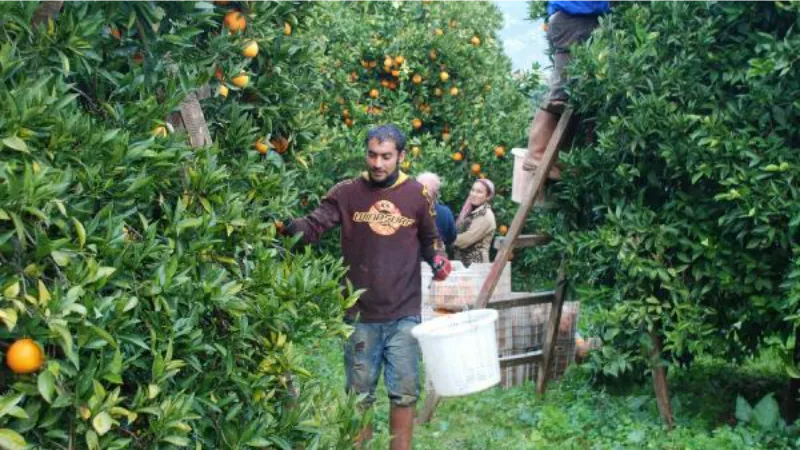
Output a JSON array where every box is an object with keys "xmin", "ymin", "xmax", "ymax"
[{"xmin": 283, "ymin": 185, "xmax": 344, "ymax": 244}]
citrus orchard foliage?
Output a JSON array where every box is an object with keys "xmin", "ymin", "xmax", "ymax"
[
  {"xmin": 0, "ymin": 2, "xmax": 372, "ymax": 448},
  {"xmin": 304, "ymin": 1, "xmax": 534, "ymax": 231},
  {"xmin": 550, "ymin": 2, "xmax": 800, "ymax": 377}
]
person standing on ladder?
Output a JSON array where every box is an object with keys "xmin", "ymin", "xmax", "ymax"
[
  {"xmin": 523, "ymin": 1, "xmax": 610, "ymax": 179},
  {"xmin": 280, "ymin": 124, "xmax": 452, "ymax": 450}
]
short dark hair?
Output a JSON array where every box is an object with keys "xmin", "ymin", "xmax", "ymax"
[{"xmin": 365, "ymin": 124, "xmax": 406, "ymax": 153}]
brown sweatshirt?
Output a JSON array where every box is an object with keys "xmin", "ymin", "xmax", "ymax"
[{"xmin": 286, "ymin": 172, "xmax": 444, "ymax": 322}]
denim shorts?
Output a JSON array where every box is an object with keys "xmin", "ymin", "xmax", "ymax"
[{"xmin": 344, "ymin": 315, "xmax": 421, "ymax": 408}]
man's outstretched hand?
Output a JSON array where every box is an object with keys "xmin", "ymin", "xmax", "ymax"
[{"xmin": 432, "ymin": 255, "xmax": 451, "ymax": 281}]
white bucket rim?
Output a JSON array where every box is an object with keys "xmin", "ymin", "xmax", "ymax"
[{"xmin": 411, "ymin": 309, "xmax": 498, "ymax": 340}]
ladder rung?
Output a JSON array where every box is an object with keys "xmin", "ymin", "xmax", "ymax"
[
  {"xmin": 493, "ymin": 234, "xmax": 552, "ymax": 250},
  {"xmin": 499, "ymin": 350, "xmax": 543, "ymax": 368},
  {"xmin": 488, "ymin": 291, "xmax": 556, "ymax": 310}
]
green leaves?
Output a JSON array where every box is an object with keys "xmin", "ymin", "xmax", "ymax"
[
  {"xmin": 0, "ymin": 429, "xmax": 26, "ymax": 450},
  {"xmin": 2, "ymin": 136, "xmax": 29, "ymax": 153}
]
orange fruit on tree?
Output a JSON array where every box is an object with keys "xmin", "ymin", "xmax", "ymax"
[
  {"xmin": 242, "ymin": 41, "xmax": 259, "ymax": 58},
  {"xmin": 412, "ymin": 118, "xmax": 423, "ymax": 130},
  {"xmin": 449, "ymin": 86, "xmax": 459, "ymax": 96},
  {"xmin": 429, "ymin": 49, "xmax": 438, "ymax": 60},
  {"xmin": 412, "ymin": 74, "xmax": 423, "ymax": 84},
  {"xmin": 401, "ymin": 160, "xmax": 411, "ymax": 170},
  {"xmin": 369, "ymin": 60, "xmax": 377, "ymax": 69},
  {"xmin": 369, "ymin": 88, "xmax": 379, "ymax": 99},
  {"xmin": 6, "ymin": 338, "xmax": 44, "ymax": 374},
  {"xmin": 394, "ymin": 55, "xmax": 405, "ymax": 66},
  {"xmin": 274, "ymin": 220, "xmax": 284, "ymax": 232},
  {"xmin": 283, "ymin": 22, "xmax": 292, "ymax": 36},
  {"xmin": 494, "ymin": 146, "xmax": 506, "ymax": 157},
  {"xmin": 380, "ymin": 79, "xmax": 390, "ymax": 88},
  {"xmin": 218, "ymin": 85, "xmax": 229, "ymax": 98},
  {"xmin": 439, "ymin": 71, "xmax": 450, "ymax": 82},
  {"xmin": 342, "ymin": 108, "xmax": 351, "ymax": 118},
  {"xmin": 361, "ymin": 59, "xmax": 371, "ymax": 69},
  {"xmin": 391, "ymin": 69, "xmax": 400, "ymax": 78},
  {"xmin": 471, "ymin": 163, "xmax": 481, "ymax": 175},
  {"xmin": 499, "ymin": 225, "xmax": 509, "ymax": 236},
  {"xmin": 344, "ymin": 118, "xmax": 354, "ymax": 127},
  {"xmin": 388, "ymin": 81, "xmax": 397, "ymax": 90},
  {"xmin": 470, "ymin": 35, "xmax": 481, "ymax": 46},
  {"xmin": 442, "ymin": 131, "xmax": 451, "ymax": 141},
  {"xmin": 383, "ymin": 56, "xmax": 394, "ymax": 68},
  {"xmin": 254, "ymin": 139, "xmax": 268, "ymax": 155},
  {"xmin": 231, "ymin": 73, "xmax": 249, "ymax": 88},
  {"xmin": 434, "ymin": 28, "xmax": 444, "ymax": 36},
  {"xmin": 433, "ymin": 87, "xmax": 443, "ymax": 97},
  {"xmin": 452, "ymin": 151, "xmax": 463, "ymax": 161},
  {"xmin": 214, "ymin": 66, "xmax": 224, "ymax": 81},
  {"xmin": 411, "ymin": 146, "xmax": 421, "ymax": 157},
  {"xmin": 350, "ymin": 71, "xmax": 358, "ymax": 82},
  {"xmin": 223, "ymin": 11, "xmax": 246, "ymax": 33},
  {"xmin": 152, "ymin": 126, "xmax": 168, "ymax": 138}
]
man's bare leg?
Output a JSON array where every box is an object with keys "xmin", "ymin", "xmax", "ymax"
[
  {"xmin": 523, "ymin": 107, "xmax": 561, "ymax": 180},
  {"xmin": 355, "ymin": 423, "xmax": 373, "ymax": 448},
  {"xmin": 389, "ymin": 405, "xmax": 414, "ymax": 450}
]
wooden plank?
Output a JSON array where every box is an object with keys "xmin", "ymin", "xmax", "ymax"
[
  {"xmin": 417, "ymin": 391, "xmax": 441, "ymax": 424},
  {"xmin": 475, "ymin": 109, "xmax": 574, "ymax": 310},
  {"xmin": 499, "ymin": 350, "xmax": 542, "ymax": 368},
  {"xmin": 493, "ymin": 234, "xmax": 552, "ymax": 250},
  {"xmin": 488, "ymin": 291, "xmax": 555, "ymax": 310},
  {"xmin": 536, "ymin": 263, "xmax": 568, "ymax": 395}
]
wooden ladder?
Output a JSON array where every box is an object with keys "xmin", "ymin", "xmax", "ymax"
[{"xmin": 418, "ymin": 108, "xmax": 575, "ymax": 424}]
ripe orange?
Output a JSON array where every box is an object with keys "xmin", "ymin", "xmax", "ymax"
[
  {"xmin": 369, "ymin": 88, "xmax": 379, "ymax": 99},
  {"xmin": 391, "ymin": 69, "xmax": 400, "ymax": 78},
  {"xmin": 449, "ymin": 86, "xmax": 459, "ymax": 96},
  {"xmin": 254, "ymin": 139, "xmax": 268, "ymax": 154},
  {"xmin": 342, "ymin": 108, "xmax": 351, "ymax": 118},
  {"xmin": 383, "ymin": 56, "xmax": 394, "ymax": 68},
  {"xmin": 214, "ymin": 66, "xmax": 224, "ymax": 81},
  {"xmin": 388, "ymin": 81, "xmax": 397, "ymax": 90},
  {"xmin": 361, "ymin": 60, "xmax": 371, "ymax": 69},
  {"xmin": 498, "ymin": 225, "xmax": 508, "ymax": 236},
  {"xmin": 494, "ymin": 146, "xmax": 506, "ymax": 157},
  {"xmin": 394, "ymin": 55, "xmax": 405, "ymax": 66},
  {"xmin": 442, "ymin": 131, "xmax": 451, "ymax": 141},
  {"xmin": 350, "ymin": 71, "xmax": 358, "ymax": 82},
  {"xmin": 369, "ymin": 60, "xmax": 377, "ymax": 69},
  {"xmin": 470, "ymin": 35, "xmax": 481, "ymax": 46},
  {"xmin": 283, "ymin": 22, "xmax": 292, "ymax": 36},
  {"xmin": 380, "ymin": 79, "xmax": 390, "ymax": 88},
  {"xmin": 231, "ymin": 73, "xmax": 249, "ymax": 88},
  {"xmin": 242, "ymin": 41, "xmax": 259, "ymax": 58},
  {"xmin": 152, "ymin": 126, "xmax": 168, "ymax": 138},
  {"xmin": 471, "ymin": 163, "xmax": 481, "ymax": 175},
  {"xmin": 274, "ymin": 220, "xmax": 284, "ymax": 232},
  {"xmin": 344, "ymin": 118, "xmax": 354, "ymax": 127},
  {"xmin": 439, "ymin": 71, "xmax": 450, "ymax": 82},
  {"xmin": 452, "ymin": 152, "xmax": 463, "ymax": 161},
  {"xmin": 218, "ymin": 85, "xmax": 229, "ymax": 98},
  {"xmin": 412, "ymin": 118, "xmax": 423, "ymax": 130},
  {"xmin": 429, "ymin": 49, "xmax": 438, "ymax": 60},
  {"xmin": 412, "ymin": 74, "xmax": 422, "ymax": 84},
  {"xmin": 6, "ymin": 338, "xmax": 44, "ymax": 374},
  {"xmin": 223, "ymin": 11, "xmax": 246, "ymax": 33}
]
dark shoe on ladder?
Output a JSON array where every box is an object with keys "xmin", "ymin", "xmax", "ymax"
[{"xmin": 418, "ymin": 108, "xmax": 576, "ymax": 425}]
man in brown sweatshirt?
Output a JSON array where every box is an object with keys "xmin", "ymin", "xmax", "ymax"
[{"xmin": 283, "ymin": 124, "xmax": 451, "ymax": 450}]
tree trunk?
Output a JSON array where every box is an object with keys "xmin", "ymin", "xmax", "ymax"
[
  {"xmin": 650, "ymin": 329, "xmax": 674, "ymax": 428},
  {"xmin": 784, "ymin": 328, "xmax": 800, "ymax": 422}
]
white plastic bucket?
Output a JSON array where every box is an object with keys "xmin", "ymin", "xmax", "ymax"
[{"xmin": 411, "ymin": 309, "xmax": 501, "ymax": 397}]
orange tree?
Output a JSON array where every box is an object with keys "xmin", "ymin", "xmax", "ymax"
[
  {"xmin": 544, "ymin": 0, "xmax": 800, "ymax": 418},
  {"xmin": 302, "ymin": 1, "xmax": 534, "ymax": 236},
  {"xmin": 0, "ymin": 2, "xmax": 370, "ymax": 448}
]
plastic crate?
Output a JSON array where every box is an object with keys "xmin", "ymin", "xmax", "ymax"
[{"xmin": 421, "ymin": 261, "xmax": 511, "ymax": 320}]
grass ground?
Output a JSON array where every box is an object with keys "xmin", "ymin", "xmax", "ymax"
[{"xmin": 300, "ymin": 338, "xmax": 800, "ymax": 449}]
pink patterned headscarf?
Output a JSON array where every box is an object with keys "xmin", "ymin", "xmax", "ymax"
[{"xmin": 456, "ymin": 178, "xmax": 495, "ymax": 227}]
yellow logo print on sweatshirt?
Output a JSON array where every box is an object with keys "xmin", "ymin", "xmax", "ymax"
[{"xmin": 353, "ymin": 200, "xmax": 415, "ymax": 236}]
